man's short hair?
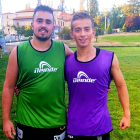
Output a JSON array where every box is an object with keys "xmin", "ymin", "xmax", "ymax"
[
  {"xmin": 33, "ymin": 5, "xmax": 54, "ymax": 23},
  {"xmin": 71, "ymin": 12, "xmax": 94, "ymax": 31}
]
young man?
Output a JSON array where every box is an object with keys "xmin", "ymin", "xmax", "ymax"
[
  {"xmin": 65, "ymin": 12, "xmax": 130, "ymax": 140},
  {"xmin": 2, "ymin": 5, "xmax": 73, "ymax": 140},
  {"xmin": 0, "ymin": 44, "xmax": 3, "ymax": 58}
]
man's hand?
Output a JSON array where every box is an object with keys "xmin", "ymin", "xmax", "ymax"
[
  {"xmin": 107, "ymin": 86, "xmax": 111, "ymax": 94},
  {"xmin": 15, "ymin": 87, "xmax": 20, "ymax": 97},
  {"xmin": 3, "ymin": 119, "xmax": 16, "ymax": 139},
  {"xmin": 119, "ymin": 115, "xmax": 130, "ymax": 130}
]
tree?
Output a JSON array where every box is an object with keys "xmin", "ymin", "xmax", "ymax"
[
  {"xmin": 127, "ymin": 0, "xmax": 140, "ymax": 15},
  {"xmin": 107, "ymin": 25, "xmax": 112, "ymax": 34},
  {"xmin": 89, "ymin": 0, "xmax": 99, "ymax": 18},
  {"xmin": 94, "ymin": 14, "xmax": 102, "ymax": 27},
  {"xmin": 125, "ymin": 14, "xmax": 140, "ymax": 31},
  {"xmin": 24, "ymin": 25, "xmax": 33, "ymax": 37},
  {"xmin": 57, "ymin": 0, "xmax": 66, "ymax": 12},
  {"xmin": 58, "ymin": 27, "xmax": 71, "ymax": 40},
  {"xmin": 108, "ymin": 5, "xmax": 126, "ymax": 29},
  {"xmin": 122, "ymin": 24, "xmax": 127, "ymax": 32},
  {"xmin": 94, "ymin": 27, "xmax": 98, "ymax": 42},
  {"xmin": 12, "ymin": 25, "xmax": 25, "ymax": 35}
]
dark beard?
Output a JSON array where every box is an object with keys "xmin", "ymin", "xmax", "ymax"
[{"xmin": 34, "ymin": 32, "xmax": 51, "ymax": 41}]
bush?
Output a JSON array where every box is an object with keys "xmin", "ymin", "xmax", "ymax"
[
  {"xmin": 28, "ymin": 36, "xmax": 33, "ymax": 40},
  {"xmin": 58, "ymin": 27, "xmax": 71, "ymax": 40},
  {"xmin": 122, "ymin": 24, "xmax": 127, "ymax": 32},
  {"xmin": 94, "ymin": 27, "xmax": 98, "ymax": 42},
  {"xmin": 107, "ymin": 25, "xmax": 112, "ymax": 34}
]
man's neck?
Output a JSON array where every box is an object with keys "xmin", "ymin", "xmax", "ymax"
[
  {"xmin": 30, "ymin": 36, "xmax": 51, "ymax": 51},
  {"xmin": 76, "ymin": 45, "xmax": 96, "ymax": 62}
]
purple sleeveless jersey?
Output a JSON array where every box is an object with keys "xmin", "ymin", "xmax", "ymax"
[{"xmin": 65, "ymin": 48, "xmax": 114, "ymax": 136}]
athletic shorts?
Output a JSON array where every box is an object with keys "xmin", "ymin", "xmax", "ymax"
[
  {"xmin": 66, "ymin": 132, "xmax": 110, "ymax": 140},
  {"xmin": 15, "ymin": 123, "xmax": 67, "ymax": 140}
]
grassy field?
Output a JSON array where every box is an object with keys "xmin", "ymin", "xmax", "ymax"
[
  {"xmin": 98, "ymin": 34, "xmax": 140, "ymax": 46},
  {"xmin": 0, "ymin": 46, "xmax": 140, "ymax": 139},
  {"xmin": 62, "ymin": 34, "xmax": 140, "ymax": 47}
]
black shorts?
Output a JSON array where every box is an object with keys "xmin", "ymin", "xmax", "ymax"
[
  {"xmin": 15, "ymin": 123, "xmax": 67, "ymax": 140},
  {"xmin": 66, "ymin": 132, "xmax": 110, "ymax": 140}
]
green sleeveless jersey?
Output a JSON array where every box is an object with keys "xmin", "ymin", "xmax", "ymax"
[{"xmin": 16, "ymin": 40, "xmax": 66, "ymax": 128}]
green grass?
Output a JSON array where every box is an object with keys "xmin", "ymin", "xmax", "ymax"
[
  {"xmin": 97, "ymin": 35, "xmax": 140, "ymax": 46},
  {"xmin": 101, "ymin": 35, "xmax": 140, "ymax": 43},
  {"xmin": 62, "ymin": 34, "xmax": 140, "ymax": 46},
  {"xmin": 0, "ymin": 47, "xmax": 140, "ymax": 139}
]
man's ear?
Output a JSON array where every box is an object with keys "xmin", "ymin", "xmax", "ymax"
[
  {"xmin": 31, "ymin": 22, "xmax": 33, "ymax": 30},
  {"xmin": 70, "ymin": 30, "xmax": 74, "ymax": 39},
  {"xmin": 93, "ymin": 29, "xmax": 96, "ymax": 37}
]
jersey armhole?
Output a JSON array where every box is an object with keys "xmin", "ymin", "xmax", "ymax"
[{"xmin": 109, "ymin": 52, "xmax": 114, "ymax": 79}]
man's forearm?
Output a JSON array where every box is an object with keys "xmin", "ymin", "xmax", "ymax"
[
  {"xmin": 117, "ymin": 85, "xmax": 130, "ymax": 117},
  {"xmin": 2, "ymin": 86, "xmax": 15, "ymax": 121}
]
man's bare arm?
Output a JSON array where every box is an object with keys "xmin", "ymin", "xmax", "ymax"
[
  {"xmin": 111, "ymin": 54, "xmax": 130, "ymax": 130},
  {"xmin": 2, "ymin": 47, "xmax": 18, "ymax": 139},
  {"xmin": 64, "ymin": 44, "xmax": 73, "ymax": 57}
]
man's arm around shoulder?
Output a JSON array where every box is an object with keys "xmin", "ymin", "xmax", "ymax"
[
  {"xmin": 2, "ymin": 47, "xmax": 18, "ymax": 139},
  {"xmin": 64, "ymin": 44, "xmax": 73, "ymax": 57},
  {"xmin": 111, "ymin": 54, "xmax": 130, "ymax": 130}
]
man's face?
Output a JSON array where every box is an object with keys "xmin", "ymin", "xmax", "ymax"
[
  {"xmin": 31, "ymin": 11, "xmax": 55, "ymax": 41},
  {"xmin": 70, "ymin": 18, "xmax": 95, "ymax": 48}
]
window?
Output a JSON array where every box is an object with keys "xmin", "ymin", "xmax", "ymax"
[
  {"xmin": 7, "ymin": 16, "xmax": 8, "ymax": 19},
  {"xmin": 63, "ymin": 22, "xmax": 64, "ymax": 26}
]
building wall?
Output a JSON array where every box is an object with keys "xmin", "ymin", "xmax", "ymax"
[
  {"xmin": 3, "ymin": 13, "xmax": 16, "ymax": 34},
  {"xmin": 13, "ymin": 19, "xmax": 32, "ymax": 27},
  {"xmin": 16, "ymin": 11, "xmax": 34, "ymax": 17},
  {"xmin": 3, "ymin": 9, "xmax": 72, "ymax": 35}
]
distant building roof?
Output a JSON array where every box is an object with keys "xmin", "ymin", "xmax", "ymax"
[
  {"xmin": 3, "ymin": 12, "xmax": 15, "ymax": 15},
  {"xmin": 16, "ymin": 9, "xmax": 35, "ymax": 13},
  {"xmin": 16, "ymin": 7, "xmax": 57, "ymax": 13},
  {"xmin": 13, "ymin": 16, "xmax": 33, "ymax": 20},
  {"xmin": 57, "ymin": 18, "xmax": 71, "ymax": 22},
  {"xmin": 60, "ymin": 11, "xmax": 71, "ymax": 16}
]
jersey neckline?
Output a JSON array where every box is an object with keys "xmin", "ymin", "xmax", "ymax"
[
  {"xmin": 74, "ymin": 48, "xmax": 100, "ymax": 63},
  {"xmin": 29, "ymin": 39, "xmax": 53, "ymax": 52}
]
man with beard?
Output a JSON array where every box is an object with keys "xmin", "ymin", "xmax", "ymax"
[{"xmin": 2, "ymin": 5, "xmax": 73, "ymax": 140}]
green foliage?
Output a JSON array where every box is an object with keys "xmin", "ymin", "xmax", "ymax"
[
  {"xmin": 57, "ymin": 0, "xmax": 66, "ymax": 11},
  {"xmin": 28, "ymin": 36, "xmax": 33, "ymax": 40},
  {"xmin": 90, "ymin": 0, "xmax": 99, "ymax": 18},
  {"xmin": 58, "ymin": 27, "xmax": 71, "ymax": 40},
  {"xmin": 12, "ymin": 25, "xmax": 33, "ymax": 37},
  {"xmin": 122, "ymin": 24, "xmax": 127, "ymax": 32},
  {"xmin": 107, "ymin": 25, "xmax": 112, "ymax": 34},
  {"xmin": 94, "ymin": 27, "xmax": 98, "ymax": 42},
  {"xmin": 12, "ymin": 25, "xmax": 25, "ymax": 35},
  {"xmin": 108, "ymin": 5, "xmax": 126, "ymax": 29}
]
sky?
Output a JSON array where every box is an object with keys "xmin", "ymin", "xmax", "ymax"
[{"xmin": 1, "ymin": 0, "xmax": 128, "ymax": 14}]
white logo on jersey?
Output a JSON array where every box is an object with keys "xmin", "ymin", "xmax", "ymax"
[
  {"xmin": 34, "ymin": 61, "xmax": 58, "ymax": 73},
  {"xmin": 73, "ymin": 71, "xmax": 96, "ymax": 83}
]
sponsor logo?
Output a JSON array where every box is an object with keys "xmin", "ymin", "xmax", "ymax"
[
  {"xmin": 17, "ymin": 127, "xmax": 23, "ymax": 139},
  {"xmin": 73, "ymin": 71, "xmax": 96, "ymax": 83},
  {"xmin": 34, "ymin": 61, "xmax": 58, "ymax": 73},
  {"xmin": 97, "ymin": 136, "xmax": 102, "ymax": 140},
  {"xmin": 54, "ymin": 130, "xmax": 66, "ymax": 140},
  {"xmin": 67, "ymin": 135, "xmax": 74, "ymax": 139}
]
